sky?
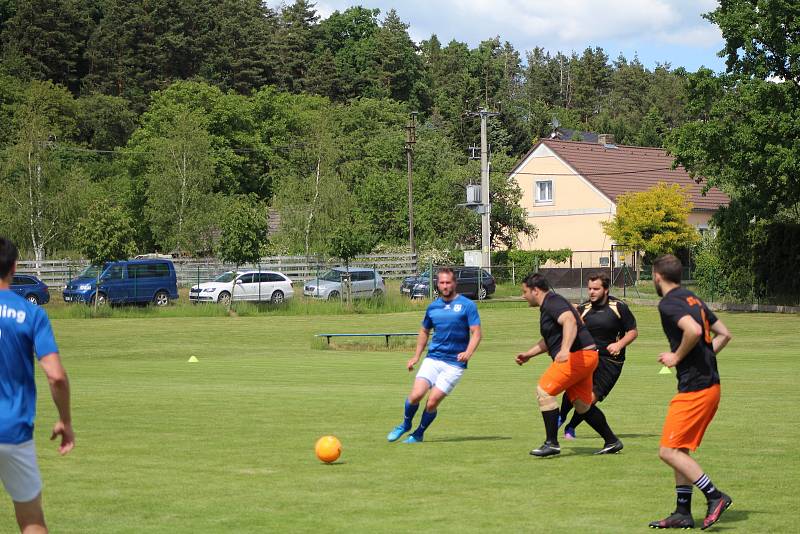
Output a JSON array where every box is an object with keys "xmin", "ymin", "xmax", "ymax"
[{"xmin": 313, "ymin": 0, "xmax": 727, "ymax": 72}]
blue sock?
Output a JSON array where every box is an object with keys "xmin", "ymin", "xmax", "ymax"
[
  {"xmin": 403, "ymin": 399, "xmax": 419, "ymax": 430},
  {"xmin": 413, "ymin": 410, "xmax": 437, "ymax": 437}
]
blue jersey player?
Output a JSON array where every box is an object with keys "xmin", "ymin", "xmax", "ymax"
[
  {"xmin": 387, "ymin": 268, "xmax": 482, "ymax": 443},
  {"xmin": 0, "ymin": 237, "xmax": 74, "ymax": 533}
]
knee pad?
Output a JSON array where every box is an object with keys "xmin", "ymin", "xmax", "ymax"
[{"xmin": 536, "ymin": 386, "xmax": 558, "ymax": 411}]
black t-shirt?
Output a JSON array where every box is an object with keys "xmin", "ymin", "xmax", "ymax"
[
  {"xmin": 658, "ymin": 287, "xmax": 720, "ymax": 393},
  {"xmin": 540, "ymin": 292, "xmax": 595, "ymax": 359},
  {"xmin": 577, "ymin": 296, "xmax": 637, "ymax": 361}
]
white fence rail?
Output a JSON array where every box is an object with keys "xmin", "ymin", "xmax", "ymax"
[{"xmin": 16, "ymin": 254, "xmax": 418, "ymax": 287}]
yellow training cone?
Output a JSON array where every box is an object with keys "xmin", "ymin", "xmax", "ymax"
[
  {"xmin": 187, "ymin": 356, "xmax": 199, "ymax": 363},
  {"xmin": 659, "ymin": 366, "xmax": 672, "ymax": 375}
]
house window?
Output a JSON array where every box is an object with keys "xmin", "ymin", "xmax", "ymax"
[{"xmin": 535, "ymin": 180, "xmax": 553, "ymax": 204}]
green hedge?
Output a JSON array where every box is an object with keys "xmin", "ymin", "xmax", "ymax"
[{"xmin": 491, "ymin": 249, "xmax": 572, "ymax": 282}]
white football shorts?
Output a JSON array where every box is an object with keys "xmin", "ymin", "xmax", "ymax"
[
  {"xmin": 416, "ymin": 357, "xmax": 465, "ymax": 395},
  {"xmin": 0, "ymin": 440, "xmax": 42, "ymax": 502}
]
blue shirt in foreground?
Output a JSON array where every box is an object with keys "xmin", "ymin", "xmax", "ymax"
[
  {"xmin": 422, "ymin": 294, "xmax": 480, "ymax": 369},
  {"xmin": 0, "ymin": 290, "xmax": 59, "ymax": 444}
]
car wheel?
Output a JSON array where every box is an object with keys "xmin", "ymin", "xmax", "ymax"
[
  {"xmin": 218, "ymin": 291, "xmax": 231, "ymax": 306},
  {"xmin": 372, "ymin": 288, "xmax": 383, "ymax": 298},
  {"xmin": 26, "ymin": 294, "xmax": 39, "ymax": 305},
  {"xmin": 478, "ymin": 286, "xmax": 488, "ymax": 300},
  {"xmin": 91, "ymin": 292, "xmax": 108, "ymax": 306},
  {"xmin": 271, "ymin": 290, "xmax": 285, "ymax": 304},
  {"xmin": 327, "ymin": 290, "xmax": 340, "ymax": 301},
  {"xmin": 153, "ymin": 290, "xmax": 170, "ymax": 307}
]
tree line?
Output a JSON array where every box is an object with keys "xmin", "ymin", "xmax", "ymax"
[
  {"xmin": 0, "ymin": 0, "xmax": 691, "ymax": 262},
  {"xmin": 1, "ymin": 1, "xmax": 796, "ymax": 302}
]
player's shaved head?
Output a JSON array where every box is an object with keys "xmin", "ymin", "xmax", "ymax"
[{"xmin": 0, "ymin": 236, "xmax": 18, "ymax": 279}]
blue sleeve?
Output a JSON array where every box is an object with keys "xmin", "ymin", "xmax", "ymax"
[
  {"xmin": 422, "ymin": 307, "xmax": 433, "ymax": 330},
  {"xmin": 32, "ymin": 308, "xmax": 58, "ymax": 359},
  {"xmin": 467, "ymin": 301, "xmax": 480, "ymax": 327}
]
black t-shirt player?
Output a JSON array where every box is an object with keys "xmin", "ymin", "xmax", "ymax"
[{"xmin": 539, "ymin": 292, "xmax": 595, "ymax": 359}]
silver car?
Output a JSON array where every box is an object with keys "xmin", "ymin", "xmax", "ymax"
[{"xmin": 303, "ymin": 267, "xmax": 385, "ymax": 300}]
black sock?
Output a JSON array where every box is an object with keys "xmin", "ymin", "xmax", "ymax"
[
  {"xmin": 541, "ymin": 408, "xmax": 560, "ymax": 445},
  {"xmin": 581, "ymin": 405, "xmax": 618, "ymax": 445},
  {"xmin": 567, "ymin": 411, "xmax": 585, "ymax": 430},
  {"xmin": 559, "ymin": 395, "xmax": 573, "ymax": 422},
  {"xmin": 693, "ymin": 474, "xmax": 722, "ymax": 500},
  {"xmin": 676, "ymin": 485, "xmax": 693, "ymax": 515}
]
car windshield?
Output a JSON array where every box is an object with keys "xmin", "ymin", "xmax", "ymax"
[
  {"xmin": 77, "ymin": 264, "xmax": 104, "ymax": 278},
  {"xmin": 318, "ymin": 270, "xmax": 344, "ymax": 282},
  {"xmin": 214, "ymin": 272, "xmax": 237, "ymax": 283}
]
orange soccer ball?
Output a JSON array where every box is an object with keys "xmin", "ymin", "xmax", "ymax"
[{"xmin": 315, "ymin": 435, "xmax": 342, "ymax": 463}]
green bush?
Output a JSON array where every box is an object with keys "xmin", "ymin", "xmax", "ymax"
[
  {"xmin": 508, "ymin": 249, "xmax": 571, "ymax": 276},
  {"xmin": 692, "ymin": 235, "xmax": 729, "ymax": 301}
]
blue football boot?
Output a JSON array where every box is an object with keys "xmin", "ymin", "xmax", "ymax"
[
  {"xmin": 402, "ymin": 433, "xmax": 423, "ymax": 443},
  {"xmin": 387, "ymin": 424, "xmax": 410, "ymax": 442}
]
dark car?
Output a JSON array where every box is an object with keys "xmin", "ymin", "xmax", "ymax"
[
  {"xmin": 401, "ymin": 266, "xmax": 496, "ymax": 300},
  {"xmin": 62, "ymin": 259, "xmax": 179, "ymax": 306},
  {"xmin": 11, "ymin": 274, "xmax": 50, "ymax": 305}
]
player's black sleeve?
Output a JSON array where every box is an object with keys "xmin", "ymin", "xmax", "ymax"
[
  {"xmin": 545, "ymin": 295, "xmax": 574, "ymax": 321},
  {"xmin": 618, "ymin": 301, "xmax": 637, "ymax": 331},
  {"xmin": 658, "ymin": 297, "xmax": 689, "ymax": 324},
  {"xmin": 704, "ymin": 303, "xmax": 718, "ymax": 325}
]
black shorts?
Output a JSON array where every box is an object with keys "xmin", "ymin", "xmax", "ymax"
[{"xmin": 592, "ymin": 356, "xmax": 624, "ymax": 402}]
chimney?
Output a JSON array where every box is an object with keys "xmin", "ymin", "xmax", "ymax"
[{"xmin": 598, "ymin": 134, "xmax": 615, "ymax": 146}]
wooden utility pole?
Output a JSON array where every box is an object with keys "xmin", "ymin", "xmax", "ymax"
[
  {"xmin": 468, "ymin": 108, "xmax": 499, "ymax": 272},
  {"xmin": 405, "ymin": 112, "xmax": 418, "ymax": 255}
]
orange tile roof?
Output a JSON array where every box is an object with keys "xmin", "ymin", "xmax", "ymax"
[{"xmin": 528, "ymin": 139, "xmax": 729, "ymax": 211}]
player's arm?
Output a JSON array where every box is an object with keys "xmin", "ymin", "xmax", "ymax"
[
  {"xmin": 407, "ymin": 327, "xmax": 430, "ymax": 371},
  {"xmin": 608, "ymin": 304, "xmax": 638, "ymax": 356},
  {"xmin": 39, "ymin": 353, "xmax": 74, "ymax": 455},
  {"xmin": 710, "ymin": 318, "xmax": 732, "ymax": 354},
  {"xmin": 658, "ymin": 315, "xmax": 701, "ymax": 367},
  {"xmin": 555, "ymin": 310, "xmax": 577, "ymax": 362},
  {"xmin": 456, "ymin": 325, "xmax": 481, "ymax": 363},
  {"xmin": 515, "ymin": 338, "xmax": 547, "ymax": 365},
  {"xmin": 608, "ymin": 328, "xmax": 638, "ymax": 356}
]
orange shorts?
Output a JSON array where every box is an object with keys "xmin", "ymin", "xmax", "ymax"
[
  {"xmin": 660, "ymin": 384, "xmax": 721, "ymax": 451},
  {"xmin": 538, "ymin": 350, "xmax": 599, "ymax": 405}
]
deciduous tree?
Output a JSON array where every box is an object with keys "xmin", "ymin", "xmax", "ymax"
[
  {"xmin": 74, "ymin": 199, "xmax": 137, "ymax": 264},
  {"xmin": 601, "ymin": 183, "xmax": 700, "ymax": 258}
]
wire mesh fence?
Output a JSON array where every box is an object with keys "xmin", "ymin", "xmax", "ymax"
[{"xmin": 16, "ymin": 253, "xmax": 419, "ymax": 289}]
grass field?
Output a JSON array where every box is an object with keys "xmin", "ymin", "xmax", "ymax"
[{"xmin": 2, "ymin": 302, "xmax": 798, "ymax": 533}]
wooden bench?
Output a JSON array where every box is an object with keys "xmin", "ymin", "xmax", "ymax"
[{"xmin": 315, "ymin": 332, "xmax": 418, "ymax": 347}]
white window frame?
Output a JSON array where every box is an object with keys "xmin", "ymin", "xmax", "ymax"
[{"xmin": 535, "ymin": 179, "xmax": 554, "ymax": 205}]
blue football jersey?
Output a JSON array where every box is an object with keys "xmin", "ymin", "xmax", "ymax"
[
  {"xmin": 422, "ymin": 295, "xmax": 480, "ymax": 368},
  {"xmin": 0, "ymin": 290, "xmax": 59, "ymax": 444}
]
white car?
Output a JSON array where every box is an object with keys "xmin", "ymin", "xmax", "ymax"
[{"xmin": 189, "ymin": 271, "xmax": 294, "ymax": 305}]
